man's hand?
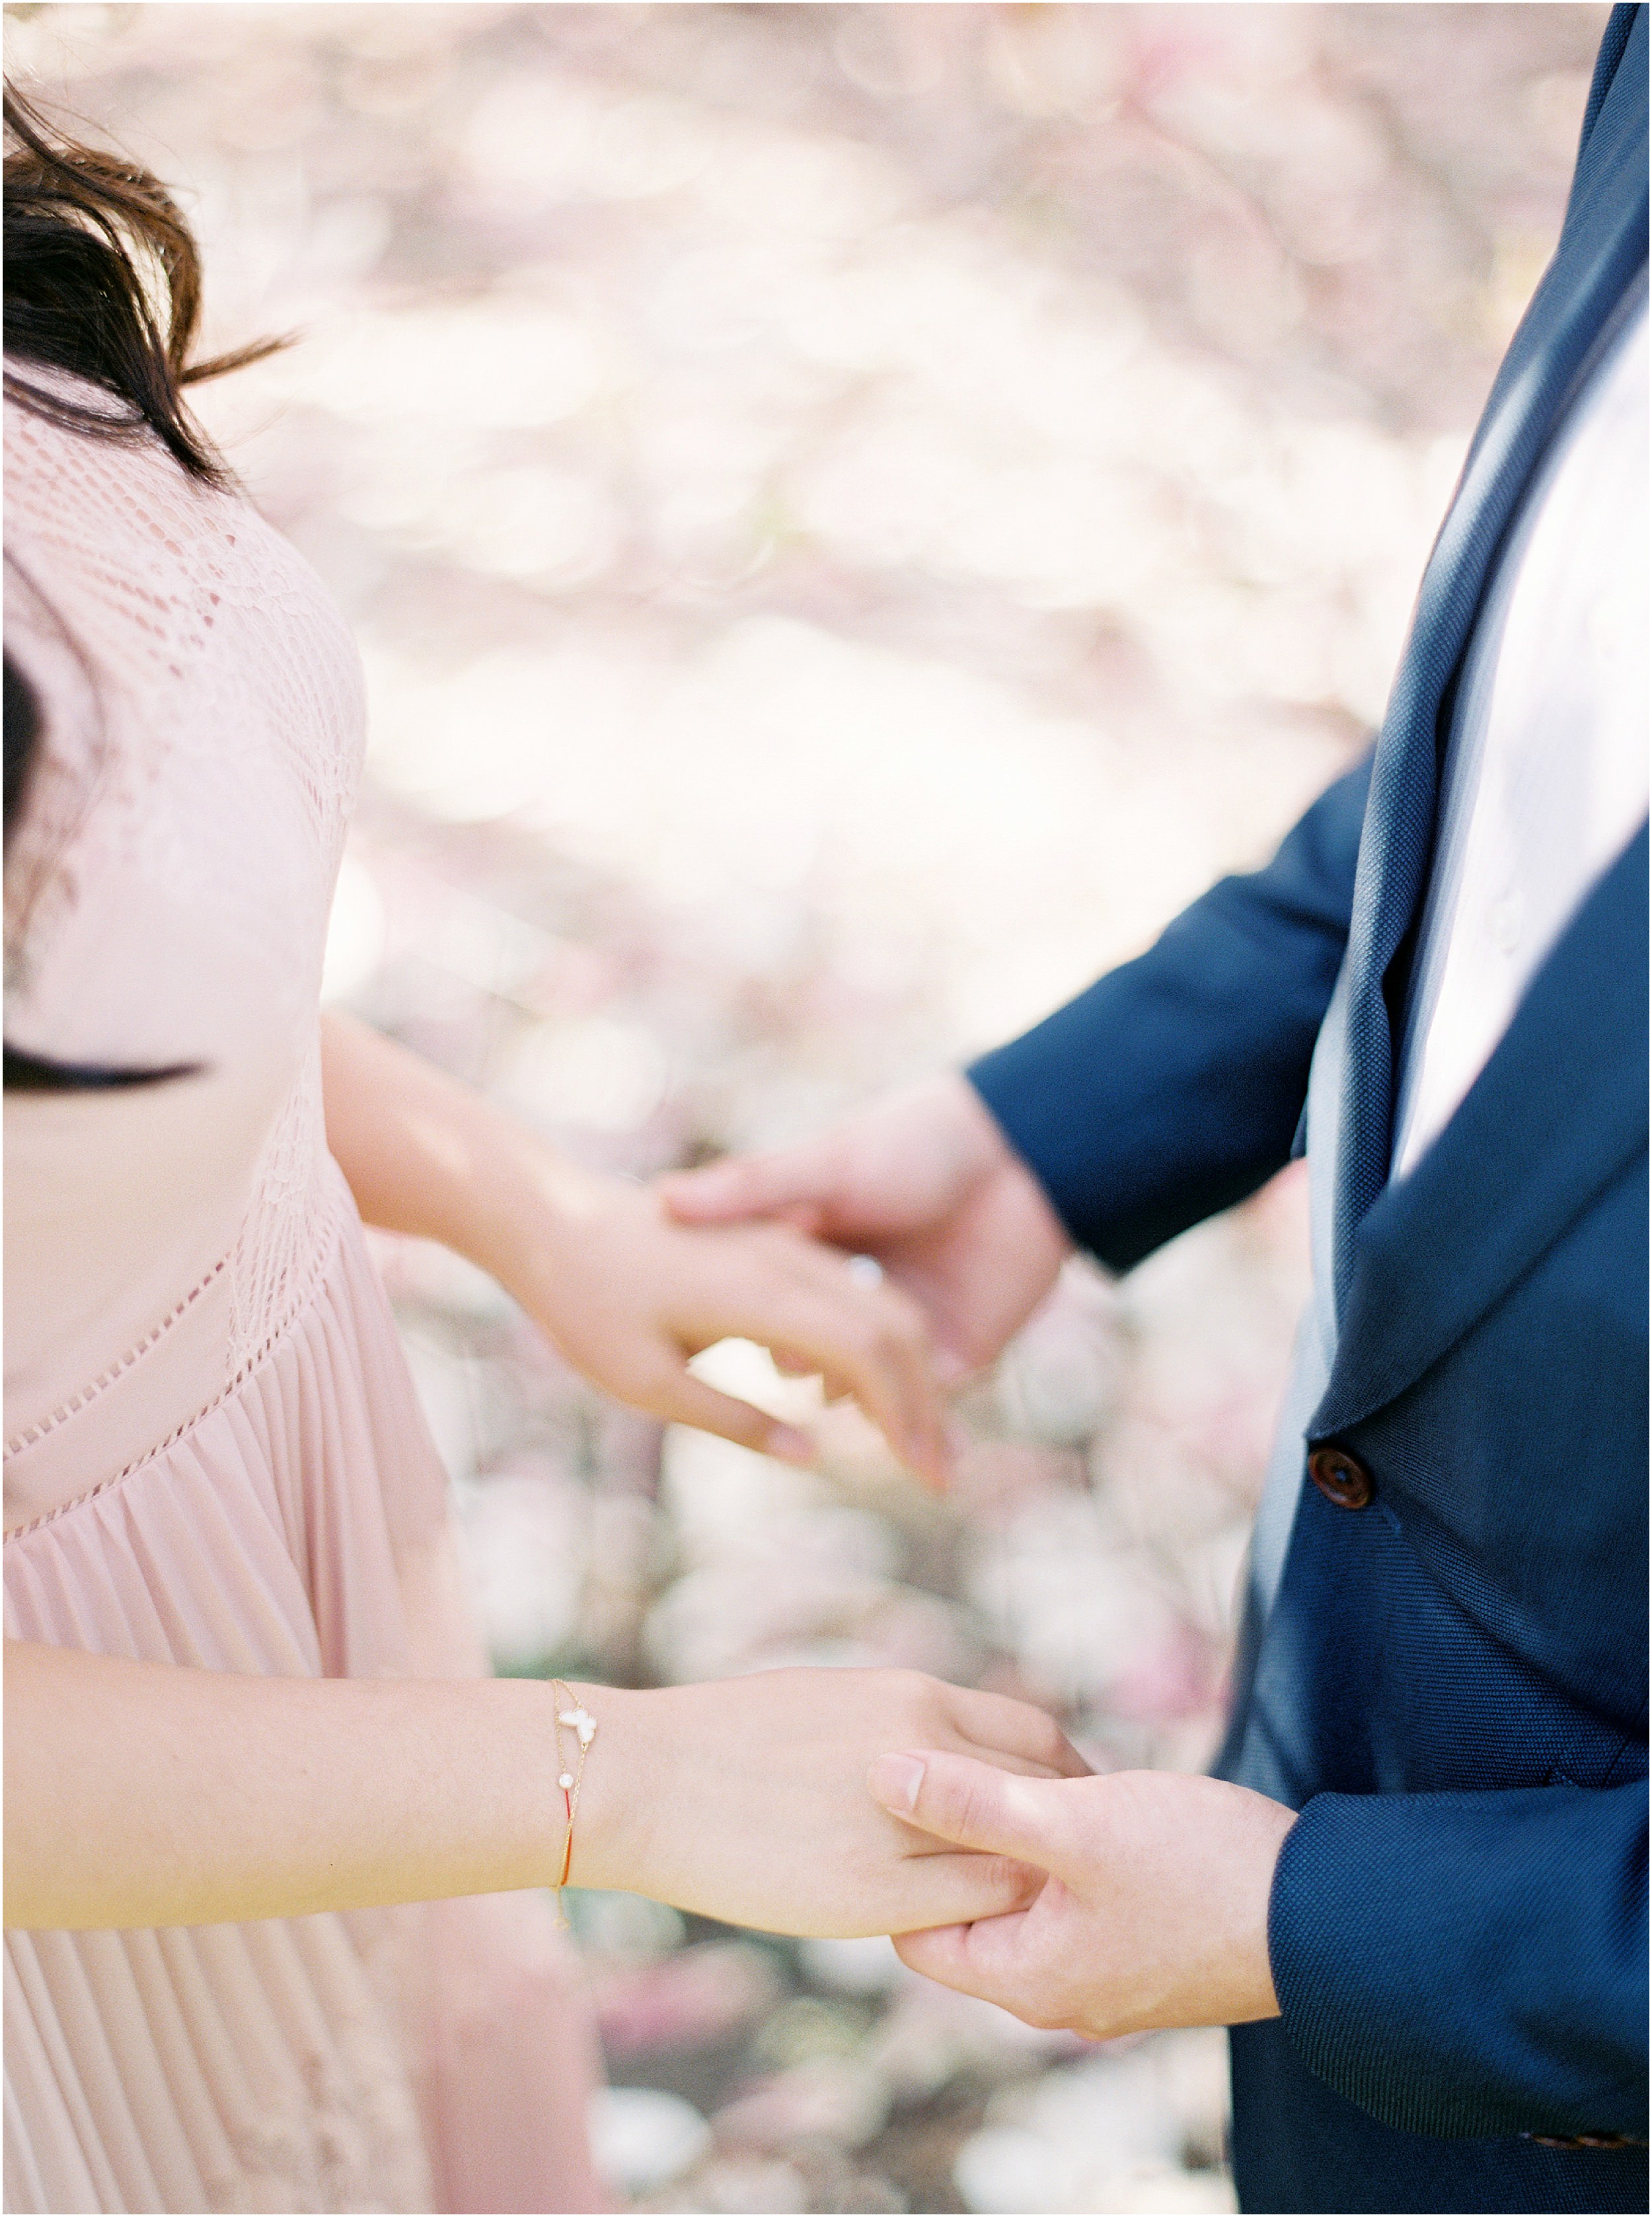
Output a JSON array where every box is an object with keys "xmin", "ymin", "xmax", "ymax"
[
  {"xmin": 659, "ymin": 1074, "xmax": 1074, "ymax": 1376},
  {"xmin": 868, "ymin": 1751, "xmax": 1296, "ymax": 2037},
  {"xmin": 320, "ymin": 1010, "xmax": 952, "ymax": 1484}
]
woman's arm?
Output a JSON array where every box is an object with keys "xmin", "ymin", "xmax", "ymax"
[
  {"xmin": 4, "ymin": 1640, "xmax": 1084, "ymax": 1934},
  {"xmin": 319, "ymin": 1011, "xmax": 949, "ymax": 1484},
  {"xmin": 4, "ymin": 1641, "xmax": 564, "ymax": 1928}
]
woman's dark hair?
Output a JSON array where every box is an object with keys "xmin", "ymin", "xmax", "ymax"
[
  {"xmin": 4, "ymin": 81, "xmax": 280, "ymax": 1088},
  {"xmin": 4, "ymin": 81, "xmax": 280, "ymax": 483},
  {"xmin": 3, "ymin": 651, "xmax": 198, "ymax": 1090}
]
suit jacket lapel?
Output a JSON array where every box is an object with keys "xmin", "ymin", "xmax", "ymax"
[
  {"xmin": 1312, "ymin": 825, "xmax": 1647, "ymax": 1441},
  {"xmin": 1328, "ymin": 5, "xmax": 1649, "ymax": 1314}
]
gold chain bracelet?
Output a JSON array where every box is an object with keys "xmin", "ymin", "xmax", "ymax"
[{"xmin": 550, "ymin": 1680, "xmax": 597, "ymax": 1928}]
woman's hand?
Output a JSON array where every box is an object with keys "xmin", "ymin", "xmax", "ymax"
[
  {"xmin": 570, "ymin": 1669, "xmax": 1092, "ymax": 1937},
  {"xmin": 499, "ymin": 1179, "xmax": 950, "ymax": 1485},
  {"xmin": 319, "ymin": 1012, "xmax": 950, "ymax": 1484},
  {"xmin": 6, "ymin": 1646, "xmax": 1084, "ymax": 1937}
]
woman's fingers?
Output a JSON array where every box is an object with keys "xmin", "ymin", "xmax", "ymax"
[
  {"xmin": 948, "ymin": 1686, "xmax": 1093, "ymax": 1780},
  {"xmin": 883, "ymin": 1848, "xmax": 1044, "ymax": 1932},
  {"xmin": 619, "ymin": 1289, "xmax": 946, "ymax": 1484},
  {"xmin": 764, "ymin": 1340, "xmax": 928, "ymax": 1485},
  {"xmin": 584, "ymin": 1199, "xmax": 956, "ymax": 1484},
  {"xmin": 771, "ymin": 1248, "xmax": 951, "ymax": 1486},
  {"xmin": 768, "ymin": 1298, "xmax": 949, "ymax": 1487},
  {"xmin": 639, "ymin": 1363, "xmax": 817, "ymax": 1466}
]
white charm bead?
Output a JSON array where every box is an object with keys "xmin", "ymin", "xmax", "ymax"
[{"xmin": 558, "ymin": 1771, "xmax": 575, "ymax": 1789}]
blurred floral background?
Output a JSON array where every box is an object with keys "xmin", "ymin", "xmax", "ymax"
[{"xmin": 7, "ymin": 3, "xmax": 1604, "ymax": 2208}]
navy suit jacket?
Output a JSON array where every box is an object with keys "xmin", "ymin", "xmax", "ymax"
[{"xmin": 969, "ymin": 14, "xmax": 1649, "ymax": 2212}]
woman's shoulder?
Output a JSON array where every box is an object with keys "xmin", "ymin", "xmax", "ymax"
[
  {"xmin": 6, "ymin": 363, "xmax": 244, "ymax": 619},
  {"xmin": 5, "ymin": 365, "xmax": 243, "ymax": 711},
  {"xmin": 5, "ymin": 356, "xmax": 212, "ymax": 494},
  {"xmin": 3, "ymin": 364, "xmax": 367, "ymax": 1016},
  {"xmin": 5, "ymin": 361, "xmax": 362, "ymax": 738}
]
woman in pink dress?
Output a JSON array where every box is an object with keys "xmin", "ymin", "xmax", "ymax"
[{"xmin": 2, "ymin": 91, "xmax": 1082, "ymax": 2216}]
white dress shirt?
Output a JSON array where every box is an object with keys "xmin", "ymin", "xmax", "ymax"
[
  {"xmin": 1391, "ymin": 290, "xmax": 1649, "ymax": 1181},
  {"xmin": 1250, "ymin": 283, "xmax": 1649, "ymax": 1622}
]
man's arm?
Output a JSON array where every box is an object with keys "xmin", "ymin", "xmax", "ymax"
[
  {"xmin": 871, "ymin": 1752, "xmax": 1649, "ymax": 2143},
  {"xmin": 968, "ymin": 752, "xmax": 1372, "ymax": 1273},
  {"xmin": 869, "ymin": 1752, "xmax": 1295, "ymax": 2037},
  {"xmin": 1270, "ymin": 1780, "xmax": 1648, "ymax": 2139},
  {"xmin": 664, "ymin": 755, "xmax": 1373, "ymax": 1365}
]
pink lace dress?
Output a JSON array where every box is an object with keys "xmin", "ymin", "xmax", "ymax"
[{"xmin": 3, "ymin": 388, "xmax": 607, "ymax": 2215}]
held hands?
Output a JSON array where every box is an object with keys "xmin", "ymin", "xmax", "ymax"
[
  {"xmin": 567, "ymin": 1669, "xmax": 1090, "ymax": 1939},
  {"xmin": 317, "ymin": 1012, "xmax": 952, "ymax": 1482},
  {"xmin": 498, "ymin": 1172, "xmax": 951, "ymax": 1485},
  {"xmin": 324, "ymin": 1018, "xmax": 1064, "ymax": 1475},
  {"xmin": 866, "ymin": 1754, "xmax": 1296, "ymax": 2037},
  {"xmin": 661, "ymin": 1074, "xmax": 1074, "ymax": 1375}
]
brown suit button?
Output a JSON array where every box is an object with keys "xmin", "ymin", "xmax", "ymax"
[{"xmin": 1308, "ymin": 1446, "xmax": 1373, "ymax": 1509}]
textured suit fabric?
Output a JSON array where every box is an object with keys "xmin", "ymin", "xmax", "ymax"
[
  {"xmin": 1330, "ymin": 5, "xmax": 1651, "ymax": 1316},
  {"xmin": 968, "ymin": 755, "xmax": 1372, "ymax": 1275},
  {"xmin": 968, "ymin": 13, "xmax": 1649, "ymax": 2211}
]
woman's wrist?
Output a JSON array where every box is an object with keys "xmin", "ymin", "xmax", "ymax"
[
  {"xmin": 7, "ymin": 1648, "xmax": 599, "ymax": 1928},
  {"xmin": 556, "ymin": 1682, "xmax": 650, "ymax": 1896},
  {"xmin": 320, "ymin": 1011, "xmax": 615, "ymax": 1295},
  {"xmin": 457, "ymin": 1126, "xmax": 612, "ymax": 1298}
]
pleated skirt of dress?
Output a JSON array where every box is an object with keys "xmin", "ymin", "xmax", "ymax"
[{"xmin": 3, "ymin": 1192, "xmax": 609, "ymax": 2216}]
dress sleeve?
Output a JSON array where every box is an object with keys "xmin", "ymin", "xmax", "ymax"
[
  {"xmin": 1269, "ymin": 1778, "xmax": 1649, "ymax": 2139},
  {"xmin": 967, "ymin": 753, "xmax": 1372, "ymax": 1273}
]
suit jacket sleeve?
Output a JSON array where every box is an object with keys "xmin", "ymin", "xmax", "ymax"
[
  {"xmin": 1270, "ymin": 1778, "xmax": 1650, "ymax": 2138},
  {"xmin": 967, "ymin": 755, "xmax": 1372, "ymax": 1272}
]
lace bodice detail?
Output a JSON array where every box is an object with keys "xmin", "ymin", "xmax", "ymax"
[
  {"xmin": 4, "ymin": 375, "xmax": 367, "ymax": 1441},
  {"xmin": 5, "ymin": 379, "xmax": 361, "ymax": 1000}
]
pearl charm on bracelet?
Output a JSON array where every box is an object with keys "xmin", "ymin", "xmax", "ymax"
[{"xmin": 550, "ymin": 1684, "xmax": 599, "ymax": 1920}]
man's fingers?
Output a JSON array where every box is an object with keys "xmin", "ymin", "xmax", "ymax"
[
  {"xmin": 891, "ymin": 1908, "xmax": 1049, "ymax": 2016},
  {"xmin": 869, "ymin": 1750, "xmax": 1066, "ymax": 1870},
  {"xmin": 660, "ymin": 1151, "xmax": 831, "ymax": 1228},
  {"xmin": 891, "ymin": 1922, "xmax": 970, "ymax": 1984}
]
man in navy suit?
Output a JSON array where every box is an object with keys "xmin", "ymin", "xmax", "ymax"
[{"xmin": 667, "ymin": 11, "xmax": 1649, "ymax": 2210}]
